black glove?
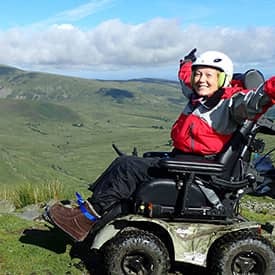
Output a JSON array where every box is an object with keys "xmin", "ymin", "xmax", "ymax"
[{"xmin": 184, "ymin": 48, "xmax": 197, "ymax": 62}]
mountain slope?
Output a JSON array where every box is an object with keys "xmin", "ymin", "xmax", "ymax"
[
  {"xmin": 0, "ymin": 65, "xmax": 180, "ymax": 103},
  {"xmin": 0, "ymin": 65, "xmax": 184, "ymax": 192}
]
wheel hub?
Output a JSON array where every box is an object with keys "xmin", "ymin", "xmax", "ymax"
[
  {"xmin": 232, "ymin": 251, "xmax": 266, "ymax": 274},
  {"xmin": 122, "ymin": 253, "xmax": 154, "ymax": 275}
]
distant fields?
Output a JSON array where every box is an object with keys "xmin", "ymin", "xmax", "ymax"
[{"xmin": 0, "ymin": 65, "xmax": 185, "ymax": 200}]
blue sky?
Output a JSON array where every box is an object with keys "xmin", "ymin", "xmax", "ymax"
[{"xmin": 0, "ymin": 0, "xmax": 274, "ymax": 80}]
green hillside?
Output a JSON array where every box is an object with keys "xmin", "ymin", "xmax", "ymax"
[{"xmin": 0, "ymin": 65, "xmax": 184, "ymax": 197}]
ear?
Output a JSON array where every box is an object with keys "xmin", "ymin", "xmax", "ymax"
[{"xmin": 218, "ymin": 72, "xmax": 226, "ymax": 88}]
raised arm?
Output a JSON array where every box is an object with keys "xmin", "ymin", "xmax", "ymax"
[{"xmin": 178, "ymin": 48, "xmax": 197, "ymax": 99}]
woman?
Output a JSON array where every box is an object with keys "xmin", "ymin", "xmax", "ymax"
[{"xmin": 46, "ymin": 50, "xmax": 275, "ymax": 242}]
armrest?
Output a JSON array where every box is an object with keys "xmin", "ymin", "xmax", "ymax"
[{"xmin": 159, "ymin": 155, "xmax": 224, "ymax": 175}]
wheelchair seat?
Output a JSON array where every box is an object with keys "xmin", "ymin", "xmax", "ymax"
[{"xmin": 134, "ymin": 120, "xmax": 259, "ymax": 222}]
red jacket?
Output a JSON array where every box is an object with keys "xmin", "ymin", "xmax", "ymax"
[{"xmin": 171, "ymin": 62, "xmax": 274, "ymax": 155}]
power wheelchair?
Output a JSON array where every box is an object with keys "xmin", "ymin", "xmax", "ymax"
[
  {"xmin": 83, "ymin": 69, "xmax": 275, "ymax": 275},
  {"xmin": 43, "ymin": 69, "xmax": 274, "ymax": 274}
]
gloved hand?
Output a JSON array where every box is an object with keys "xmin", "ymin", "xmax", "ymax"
[
  {"xmin": 184, "ymin": 48, "xmax": 197, "ymax": 62},
  {"xmin": 264, "ymin": 76, "xmax": 275, "ymax": 103},
  {"xmin": 179, "ymin": 48, "xmax": 197, "ymax": 69}
]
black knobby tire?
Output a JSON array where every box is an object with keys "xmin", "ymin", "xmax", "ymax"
[
  {"xmin": 208, "ymin": 230, "xmax": 275, "ymax": 275},
  {"xmin": 102, "ymin": 228, "xmax": 170, "ymax": 275}
]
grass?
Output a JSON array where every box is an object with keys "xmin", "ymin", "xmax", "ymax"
[
  {"xmin": 240, "ymin": 195, "xmax": 275, "ymax": 223},
  {"xmin": 241, "ymin": 208, "xmax": 275, "ymax": 223},
  {"xmin": 1, "ymin": 180, "xmax": 68, "ymax": 209},
  {"xmin": 0, "ymin": 81, "xmax": 180, "ymax": 191},
  {"xmin": 0, "ymin": 214, "xmax": 87, "ymax": 274}
]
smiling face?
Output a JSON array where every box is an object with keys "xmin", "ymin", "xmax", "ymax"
[{"xmin": 192, "ymin": 66, "xmax": 220, "ymax": 97}]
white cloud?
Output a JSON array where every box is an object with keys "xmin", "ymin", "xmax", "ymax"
[{"xmin": 0, "ymin": 18, "xmax": 274, "ymax": 79}]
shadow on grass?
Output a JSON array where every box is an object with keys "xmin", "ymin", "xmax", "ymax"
[
  {"xmin": 19, "ymin": 225, "xmax": 73, "ymax": 254},
  {"xmin": 70, "ymin": 242, "xmax": 105, "ymax": 275},
  {"xmin": 18, "ymin": 225, "xmax": 104, "ymax": 273}
]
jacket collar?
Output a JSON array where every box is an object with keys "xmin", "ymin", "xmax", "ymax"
[{"xmin": 191, "ymin": 89, "xmax": 224, "ymax": 109}]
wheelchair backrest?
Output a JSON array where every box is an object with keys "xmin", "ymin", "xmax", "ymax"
[{"xmin": 217, "ymin": 70, "xmax": 265, "ymax": 180}]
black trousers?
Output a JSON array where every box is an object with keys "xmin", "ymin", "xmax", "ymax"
[{"xmin": 88, "ymin": 155, "xmax": 161, "ymax": 215}]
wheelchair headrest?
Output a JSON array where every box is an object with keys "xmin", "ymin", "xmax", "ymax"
[
  {"xmin": 243, "ymin": 69, "xmax": 265, "ymax": 90},
  {"xmin": 232, "ymin": 69, "xmax": 265, "ymax": 90}
]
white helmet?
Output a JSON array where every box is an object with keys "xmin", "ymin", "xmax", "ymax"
[{"xmin": 192, "ymin": 51, "xmax": 233, "ymax": 88}]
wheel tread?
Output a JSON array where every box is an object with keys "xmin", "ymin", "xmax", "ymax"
[
  {"xmin": 102, "ymin": 228, "xmax": 170, "ymax": 275},
  {"xmin": 208, "ymin": 230, "xmax": 275, "ymax": 275}
]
